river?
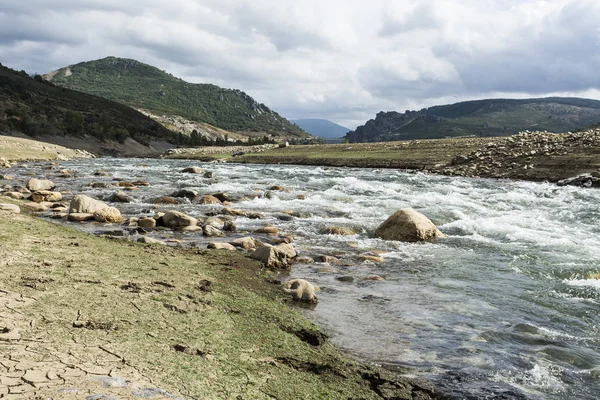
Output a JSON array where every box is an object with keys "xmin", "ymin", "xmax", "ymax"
[{"xmin": 13, "ymin": 158, "xmax": 600, "ymax": 399}]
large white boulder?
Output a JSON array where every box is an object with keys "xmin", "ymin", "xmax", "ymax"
[
  {"xmin": 69, "ymin": 194, "xmax": 109, "ymax": 214},
  {"xmin": 374, "ymin": 208, "xmax": 446, "ymax": 242},
  {"xmin": 26, "ymin": 178, "xmax": 55, "ymax": 192}
]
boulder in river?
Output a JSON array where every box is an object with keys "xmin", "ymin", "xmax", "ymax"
[
  {"xmin": 30, "ymin": 191, "xmax": 62, "ymax": 203},
  {"xmin": 93, "ymin": 207, "xmax": 124, "ymax": 224},
  {"xmin": 26, "ymin": 178, "xmax": 55, "ymax": 192},
  {"xmin": 138, "ymin": 217, "xmax": 157, "ymax": 228},
  {"xmin": 161, "ymin": 211, "xmax": 198, "ymax": 229},
  {"xmin": 109, "ymin": 191, "xmax": 134, "ymax": 203},
  {"xmin": 171, "ymin": 189, "xmax": 198, "ymax": 200},
  {"xmin": 69, "ymin": 194, "xmax": 109, "ymax": 214},
  {"xmin": 193, "ymin": 195, "xmax": 222, "ymax": 205},
  {"xmin": 250, "ymin": 243, "xmax": 296, "ymax": 269},
  {"xmin": 207, "ymin": 242, "xmax": 236, "ymax": 251},
  {"xmin": 320, "ymin": 226, "xmax": 356, "ymax": 236},
  {"xmin": 281, "ymin": 279, "xmax": 317, "ymax": 303},
  {"xmin": 374, "ymin": 208, "xmax": 446, "ymax": 242},
  {"xmin": 180, "ymin": 167, "xmax": 203, "ymax": 174},
  {"xmin": 230, "ymin": 237, "xmax": 257, "ymax": 250},
  {"xmin": 203, "ymin": 225, "xmax": 225, "ymax": 237}
]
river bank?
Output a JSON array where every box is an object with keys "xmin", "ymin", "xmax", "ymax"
[
  {"xmin": 0, "ymin": 168, "xmax": 438, "ymax": 398},
  {"xmin": 165, "ymin": 129, "xmax": 600, "ymax": 185}
]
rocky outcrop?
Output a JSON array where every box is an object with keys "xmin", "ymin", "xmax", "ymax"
[
  {"xmin": 434, "ymin": 129, "xmax": 600, "ymax": 181},
  {"xmin": 374, "ymin": 208, "xmax": 445, "ymax": 242},
  {"xmin": 26, "ymin": 178, "xmax": 55, "ymax": 192}
]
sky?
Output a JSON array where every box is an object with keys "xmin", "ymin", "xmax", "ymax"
[{"xmin": 1, "ymin": 0, "xmax": 599, "ymax": 129}]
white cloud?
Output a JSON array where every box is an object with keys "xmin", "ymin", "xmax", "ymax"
[{"xmin": 1, "ymin": 0, "xmax": 599, "ymax": 129}]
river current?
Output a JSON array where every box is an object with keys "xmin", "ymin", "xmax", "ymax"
[{"xmin": 16, "ymin": 158, "xmax": 600, "ymax": 399}]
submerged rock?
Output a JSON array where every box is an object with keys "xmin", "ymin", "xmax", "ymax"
[
  {"xmin": 320, "ymin": 226, "xmax": 356, "ymax": 236},
  {"xmin": 374, "ymin": 208, "xmax": 446, "ymax": 242},
  {"xmin": 180, "ymin": 167, "xmax": 203, "ymax": 174}
]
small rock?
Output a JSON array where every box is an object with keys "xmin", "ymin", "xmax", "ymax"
[
  {"xmin": 193, "ymin": 194, "xmax": 222, "ymax": 205},
  {"xmin": 181, "ymin": 167, "xmax": 204, "ymax": 174},
  {"xmin": 203, "ymin": 225, "xmax": 225, "ymax": 237},
  {"xmin": 0, "ymin": 203, "xmax": 20, "ymax": 214},
  {"xmin": 254, "ymin": 226, "xmax": 280, "ymax": 235},
  {"xmin": 207, "ymin": 242, "xmax": 236, "ymax": 251},
  {"xmin": 109, "ymin": 191, "xmax": 134, "ymax": 203},
  {"xmin": 68, "ymin": 213, "xmax": 94, "ymax": 222},
  {"xmin": 230, "ymin": 236, "xmax": 256, "ymax": 250},
  {"xmin": 93, "ymin": 207, "xmax": 124, "ymax": 224},
  {"xmin": 138, "ymin": 217, "xmax": 156, "ymax": 228},
  {"xmin": 320, "ymin": 226, "xmax": 356, "ymax": 235}
]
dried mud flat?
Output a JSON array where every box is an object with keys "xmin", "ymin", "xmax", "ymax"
[{"xmin": 0, "ymin": 207, "xmax": 437, "ymax": 400}]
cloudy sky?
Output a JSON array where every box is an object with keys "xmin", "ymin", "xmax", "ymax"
[{"xmin": 1, "ymin": 0, "xmax": 599, "ymax": 129}]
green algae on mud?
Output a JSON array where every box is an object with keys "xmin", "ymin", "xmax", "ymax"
[{"xmin": 0, "ymin": 202, "xmax": 436, "ymax": 399}]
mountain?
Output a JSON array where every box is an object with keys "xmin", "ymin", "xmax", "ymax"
[
  {"xmin": 291, "ymin": 119, "xmax": 350, "ymax": 138},
  {"xmin": 0, "ymin": 62, "xmax": 177, "ymax": 155},
  {"xmin": 44, "ymin": 57, "xmax": 309, "ymax": 140},
  {"xmin": 346, "ymin": 97, "xmax": 600, "ymax": 142}
]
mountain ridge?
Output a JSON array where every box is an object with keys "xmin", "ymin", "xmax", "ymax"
[
  {"xmin": 291, "ymin": 118, "xmax": 350, "ymax": 138},
  {"xmin": 0, "ymin": 62, "xmax": 177, "ymax": 155},
  {"xmin": 44, "ymin": 57, "xmax": 309, "ymax": 140},
  {"xmin": 346, "ymin": 97, "xmax": 600, "ymax": 142}
]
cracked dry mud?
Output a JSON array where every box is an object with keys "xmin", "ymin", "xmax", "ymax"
[{"xmin": 0, "ymin": 290, "xmax": 182, "ymax": 400}]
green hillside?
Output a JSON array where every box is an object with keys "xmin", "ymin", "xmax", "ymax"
[
  {"xmin": 0, "ymin": 62, "xmax": 176, "ymax": 147},
  {"xmin": 45, "ymin": 57, "xmax": 308, "ymax": 138},
  {"xmin": 346, "ymin": 97, "xmax": 600, "ymax": 142}
]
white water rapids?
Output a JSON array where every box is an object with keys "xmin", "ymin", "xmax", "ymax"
[{"xmin": 13, "ymin": 158, "xmax": 600, "ymax": 399}]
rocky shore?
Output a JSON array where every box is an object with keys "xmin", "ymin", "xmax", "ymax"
[
  {"xmin": 0, "ymin": 159, "xmax": 441, "ymax": 399},
  {"xmin": 433, "ymin": 128, "xmax": 600, "ymax": 184}
]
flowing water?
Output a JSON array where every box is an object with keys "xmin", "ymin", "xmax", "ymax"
[{"xmin": 11, "ymin": 158, "xmax": 600, "ymax": 399}]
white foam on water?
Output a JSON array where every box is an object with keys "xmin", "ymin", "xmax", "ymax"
[
  {"xmin": 494, "ymin": 363, "xmax": 566, "ymax": 396},
  {"xmin": 564, "ymin": 278, "xmax": 600, "ymax": 289}
]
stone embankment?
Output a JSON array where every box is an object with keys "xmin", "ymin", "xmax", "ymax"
[{"xmin": 434, "ymin": 129, "xmax": 600, "ymax": 183}]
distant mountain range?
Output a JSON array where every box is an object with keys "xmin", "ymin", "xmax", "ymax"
[
  {"xmin": 44, "ymin": 57, "xmax": 309, "ymax": 140},
  {"xmin": 346, "ymin": 97, "xmax": 600, "ymax": 142},
  {"xmin": 291, "ymin": 119, "xmax": 350, "ymax": 138},
  {"xmin": 0, "ymin": 62, "xmax": 176, "ymax": 155}
]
